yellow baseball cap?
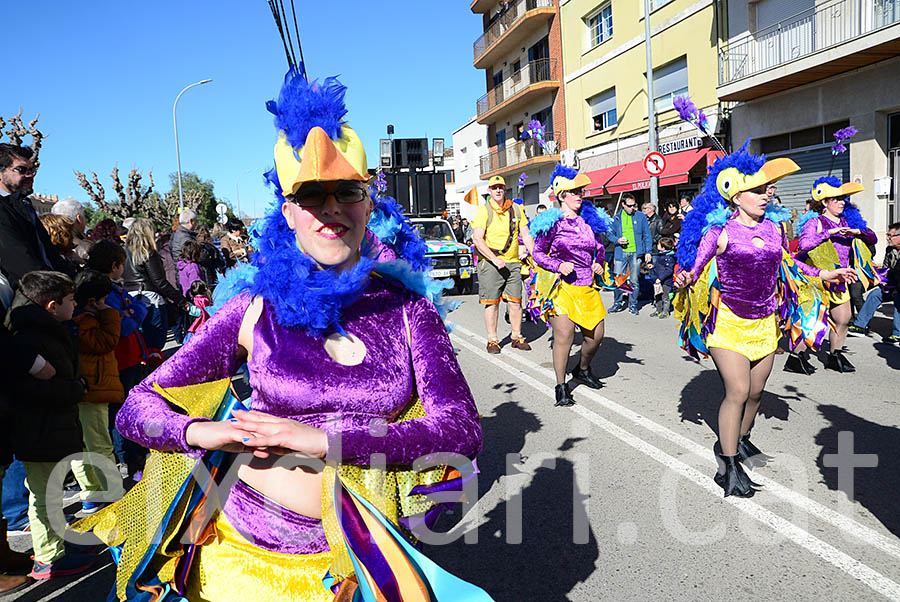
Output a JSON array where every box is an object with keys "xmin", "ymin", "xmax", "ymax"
[{"xmin": 488, "ymin": 175, "xmax": 506, "ymax": 188}]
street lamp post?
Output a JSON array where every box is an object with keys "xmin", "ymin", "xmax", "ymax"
[{"xmin": 173, "ymin": 79, "xmax": 213, "ymax": 212}]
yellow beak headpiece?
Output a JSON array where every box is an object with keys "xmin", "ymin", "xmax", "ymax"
[
  {"xmin": 811, "ymin": 180, "xmax": 864, "ymax": 203},
  {"xmin": 551, "ymin": 172, "xmax": 592, "ymax": 196},
  {"xmin": 715, "ymin": 158, "xmax": 800, "ymax": 200},
  {"xmin": 274, "ymin": 125, "xmax": 368, "ymax": 197}
]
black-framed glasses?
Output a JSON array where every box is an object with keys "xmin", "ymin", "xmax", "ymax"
[
  {"xmin": 746, "ymin": 185, "xmax": 767, "ymax": 195},
  {"xmin": 286, "ymin": 182, "xmax": 368, "ymax": 208},
  {"xmin": 7, "ymin": 165, "xmax": 37, "ymax": 176},
  {"xmin": 623, "ymin": 202, "xmax": 636, "ymax": 208}
]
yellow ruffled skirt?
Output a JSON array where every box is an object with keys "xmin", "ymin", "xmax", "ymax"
[
  {"xmin": 543, "ymin": 280, "xmax": 606, "ymax": 331},
  {"xmin": 826, "ymin": 287, "xmax": 851, "ymax": 306},
  {"xmin": 186, "ymin": 512, "xmax": 334, "ymax": 602},
  {"xmin": 706, "ymin": 302, "xmax": 780, "ymax": 362}
]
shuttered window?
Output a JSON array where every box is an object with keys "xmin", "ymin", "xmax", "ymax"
[
  {"xmin": 768, "ymin": 147, "xmax": 850, "ymax": 212},
  {"xmin": 653, "ymin": 57, "xmax": 688, "ymax": 113}
]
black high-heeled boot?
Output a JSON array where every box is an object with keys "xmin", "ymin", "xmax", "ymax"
[
  {"xmin": 554, "ymin": 383, "xmax": 575, "ymax": 407},
  {"xmin": 784, "ymin": 350, "xmax": 815, "ymax": 375},
  {"xmin": 737, "ymin": 434, "xmax": 772, "ymax": 466},
  {"xmin": 714, "ymin": 454, "xmax": 761, "ymax": 497},
  {"xmin": 835, "ymin": 350, "xmax": 855, "ymax": 372}
]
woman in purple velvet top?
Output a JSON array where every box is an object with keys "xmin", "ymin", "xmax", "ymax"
[
  {"xmin": 797, "ymin": 176, "xmax": 877, "ymax": 372},
  {"xmin": 111, "ymin": 69, "xmax": 484, "ymax": 601},
  {"xmin": 675, "ymin": 151, "xmax": 853, "ymax": 498},
  {"xmin": 530, "ymin": 164, "xmax": 608, "ymax": 407}
]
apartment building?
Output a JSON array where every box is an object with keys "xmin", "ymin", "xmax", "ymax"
[
  {"xmin": 560, "ymin": 0, "xmax": 723, "ymax": 211},
  {"xmin": 470, "ymin": 0, "xmax": 567, "ymax": 209},
  {"xmin": 719, "ymin": 0, "xmax": 900, "ymax": 253},
  {"xmin": 451, "ymin": 116, "xmax": 490, "ymax": 220}
]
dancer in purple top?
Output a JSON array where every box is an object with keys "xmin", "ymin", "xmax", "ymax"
[
  {"xmin": 675, "ymin": 147, "xmax": 854, "ymax": 497},
  {"xmin": 796, "ymin": 176, "xmax": 878, "ymax": 372},
  {"xmin": 530, "ymin": 164, "xmax": 610, "ymax": 406}
]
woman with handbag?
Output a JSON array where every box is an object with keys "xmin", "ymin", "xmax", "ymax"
[{"xmin": 530, "ymin": 164, "xmax": 610, "ymax": 407}]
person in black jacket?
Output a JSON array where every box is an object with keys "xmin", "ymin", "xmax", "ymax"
[
  {"xmin": 4, "ymin": 271, "xmax": 96, "ymax": 580},
  {"xmin": 0, "ymin": 144, "xmax": 73, "ymax": 287},
  {"xmin": 122, "ymin": 218, "xmax": 191, "ymax": 352}
]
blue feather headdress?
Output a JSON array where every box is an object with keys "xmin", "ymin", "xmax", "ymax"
[
  {"xmin": 266, "ymin": 68, "xmax": 348, "ymax": 148},
  {"xmin": 676, "ymin": 141, "xmax": 766, "ymax": 270}
]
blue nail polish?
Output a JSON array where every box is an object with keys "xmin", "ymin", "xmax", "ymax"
[
  {"xmin": 229, "ymin": 418, "xmax": 237, "ymax": 423},
  {"xmin": 242, "ymin": 437, "xmax": 249, "ymax": 442}
]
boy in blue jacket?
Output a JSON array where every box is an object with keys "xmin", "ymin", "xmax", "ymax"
[{"xmin": 651, "ymin": 237, "xmax": 676, "ymax": 318}]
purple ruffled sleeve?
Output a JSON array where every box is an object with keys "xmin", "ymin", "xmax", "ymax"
[
  {"xmin": 116, "ymin": 292, "xmax": 251, "ymax": 454},
  {"xmin": 797, "ymin": 218, "xmax": 830, "ymax": 254},
  {"xmin": 691, "ymin": 226, "xmax": 723, "ymax": 275},
  {"xmin": 532, "ymin": 226, "xmax": 563, "ymax": 273},
  {"xmin": 327, "ymin": 294, "xmax": 482, "ymax": 465}
]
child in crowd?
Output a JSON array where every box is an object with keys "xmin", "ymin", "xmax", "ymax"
[
  {"xmin": 71, "ymin": 271, "xmax": 126, "ymax": 513},
  {"xmin": 3, "ymin": 271, "xmax": 95, "ymax": 580},
  {"xmin": 187, "ymin": 279, "xmax": 212, "ymax": 335},
  {"xmin": 652, "ymin": 237, "xmax": 677, "ymax": 319},
  {"xmin": 86, "ymin": 241, "xmax": 148, "ymax": 480},
  {"xmin": 177, "ymin": 240, "xmax": 205, "ymax": 297}
]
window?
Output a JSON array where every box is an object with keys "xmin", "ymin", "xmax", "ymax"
[
  {"xmin": 652, "ymin": 57, "xmax": 688, "ymax": 113},
  {"xmin": 649, "ymin": 0, "xmax": 673, "ymax": 11},
  {"xmin": 587, "ymin": 4, "xmax": 613, "ymax": 48},
  {"xmin": 459, "ymin": 147, "xmax": 468, "ymax": 171},
  {"xmin": 444, "ymin": 170, "xmax": 456, "ymax": 184},
  {"xmin": 589, "ymin": 88, "xmax": 617, "ymax": 132}
]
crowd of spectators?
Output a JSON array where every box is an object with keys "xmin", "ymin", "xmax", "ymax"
[{"xmin": 0, "ymin": 142, "xmax": 252, "ymax": 586}]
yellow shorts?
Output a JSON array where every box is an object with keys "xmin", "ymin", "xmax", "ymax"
[
  {"xmin": 706, "ymin": 302, "xmax": 780, "ymax": 362},
  {"xmin": 545, "ymin": 281, "xmax": 606, "ymax": 331},
  {"xmin": 186, "ymin": 513, "xmax": 334, "ymax": 602},
  {"xmin": 826, "ymin": 287, "xmax": 851, "ymax": 306}
]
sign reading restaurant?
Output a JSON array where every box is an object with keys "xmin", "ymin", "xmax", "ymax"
[{"xmin": 658, "ymin": 136, "xmax": 702, "ymax": 155}]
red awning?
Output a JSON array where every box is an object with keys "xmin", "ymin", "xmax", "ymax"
[{"xmin": 587, "ymin": 148, "xmax": 723, "ymax": 195}]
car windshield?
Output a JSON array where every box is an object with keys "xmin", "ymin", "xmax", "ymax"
[{"xmin": 414, "ymin": 221, "xmax": 456, "ymax": 242}]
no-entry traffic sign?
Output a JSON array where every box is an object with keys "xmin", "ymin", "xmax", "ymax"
[{"xmin": 643, "ymin": 152, "xmax": 666, "ymax": 176}]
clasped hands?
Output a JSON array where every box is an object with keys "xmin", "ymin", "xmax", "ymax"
[
  {"xmin": 559, "ymin": 262, "xmax": 604, "ymax": 276},
  {"xmin": 184, "ymin": 410, "xmax": 328, "ymax": 460}
]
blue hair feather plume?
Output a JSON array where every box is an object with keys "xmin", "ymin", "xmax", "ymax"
[{"xmin": 266, "ymin": 68, "xmax": 348, "ymax": 149}]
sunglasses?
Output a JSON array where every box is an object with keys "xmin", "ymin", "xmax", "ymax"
[
  {"xmin": 623, "ymin": 203, "xmax": 636, "ymax": 208},
  {"xmin": 7, "ymin": 165, "xmax": 37, "ymax": 176},
  {"xmin": 745, "ymin": 185, "xmax": 768, "ymax": 195},
  {"xmin": 286, "ymin": 182, "xmax": 368, "ymax": 208}
]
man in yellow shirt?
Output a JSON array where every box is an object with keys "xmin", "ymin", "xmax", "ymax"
[{"xmin": 472, "ymin": 176, "xmax": 534, "ymax": 353}]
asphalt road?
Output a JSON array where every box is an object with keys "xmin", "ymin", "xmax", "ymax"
[{"xmin": 7, "ymin": 290, "xmax": 899, "ymax": 601}]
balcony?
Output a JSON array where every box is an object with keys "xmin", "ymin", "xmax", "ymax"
[
  {"xmin": 476, "ymin": 58, "xmax": 559, "ymax": 124},
  {"xmin": 718, "ymin": 0, "xmax": 900, "ymax": 101},
  {"xmin": 473, "ymin": 0, "xmax": 555, "ymax": 69},
  {"xmin": 470, "ymin": 0, "xmax": 495, "ymax": 12},
  {"xmin": 479, "ymin": 131, "xmax": 560, "ymax": 179}
]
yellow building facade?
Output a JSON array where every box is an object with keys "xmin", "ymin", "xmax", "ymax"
[{"xmin": 560, "ymin": 0, "xmax": 722, "ymax": 208}]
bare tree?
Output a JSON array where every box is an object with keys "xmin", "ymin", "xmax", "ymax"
[
  {"xmin": 1, "ymin": 109, "xmax": 45, "ymax": 166},
  {"xmin": 75, "ymin": 166, "xmax": 200, "ymax": 231}
]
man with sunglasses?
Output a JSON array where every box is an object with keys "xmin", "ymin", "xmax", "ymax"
[
  {"xmin": 608, "ymin": 192, "xmax": 652, "ymax": 314},
  {"xmin": 848, "ymin": 222, "xmax": 900, "ymax": 344},
  {"xmin": 0, "ymin": 144, "xmax": 72, "ymax": 288}
]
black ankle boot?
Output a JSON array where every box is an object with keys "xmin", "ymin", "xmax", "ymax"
[
  {"xmin": 714, "ymin": 454, "xmax": 760, "ymax": 497},
  {"xmin": 737, "ymin": 434, "xmax": 772, "ymax": 466},
  {"xmin": 784, "ymin": 351, "xmax": 815, "ymax": 375},
  {"xmin": 835, "ymin": 350, "xmax": 855, "ymax": 372},
  {"xmin": 571, "ymin": 366, "xmax": 602, "ymax": 389},
  {"xmin": 554, "ymin": 383, "xmax": 575, "ymax": 407}
]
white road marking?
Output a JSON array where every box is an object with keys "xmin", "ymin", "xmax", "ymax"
[
  {"xmin": 33, "ymin": 560, "xmax": 114, "ymax": 601},
  {"xmin": 454, "ymin": 324, "xmax": 900, "ymax": 563},
  {"xmin": 452, "ymin": 330, "xmax": 900, "ymax": 600}
]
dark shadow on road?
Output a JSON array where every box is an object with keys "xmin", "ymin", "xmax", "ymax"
[
  {"xmin": 475, "ymin": 402, "xmax": 542, "ymax": 499},
  {"xmin": 575, "ymin": 335, "xmax": 640, "ymax": 383},
  {"xmin": 677, "ymin": 369, "xmax": 802, "ymax": 437},
  {"xmin": 429, "ymin": 445, "xmax": 598, "ymax": 602},
  {"xmin": 874, "ymin": 340, "xmax": 900, "ymax": 370},
  {"xmin": 814, "ymin": 404, "xmax": 900, "ymax": 538}
]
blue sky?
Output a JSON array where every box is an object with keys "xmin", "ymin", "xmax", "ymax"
[{"xmin": 4, "ymin": 2, "xmax": 485, "ymax": 218}]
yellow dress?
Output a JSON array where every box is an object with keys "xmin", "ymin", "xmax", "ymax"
[
  {"xmin": 536, "ymin": 268, "xmax": 606, "ymax": 331},
  {"xmin": 706, "ymin": 300, "xmax": 780, "ymax": 361}
]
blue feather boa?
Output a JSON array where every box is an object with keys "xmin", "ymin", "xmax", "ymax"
[
  {"xmin": 529, "ymin": 203, "xmax": 610, "ymax": 238},
  {"xmin": 765, "ymin": 203, "xmax": 792, "ymax": 224},
  {"xmin": 796, "ymin": 210, "xmax": 818, "ymax": 234},
  {"xmin": 211, "ymin": 169, "xmax": 449, "ymax": 336},
  {"xmin": 841, "ymin": 203, "xmax": 868, "ymax": 231}
]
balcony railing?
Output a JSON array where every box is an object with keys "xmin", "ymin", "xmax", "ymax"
[
  {"xmin": 479, "ymin": 131, "xmax": 560, "ymax": 177},
  {"xmin": 473, "ymin": 0, "xmax": 554, "ymax": 61},
  {"xmin": 476, "ymin": 58, "xmax": 556, "ymax": 118},
  {"xmin": 719, "ymin": 0, "xmax": 900, "ymax": 85}
]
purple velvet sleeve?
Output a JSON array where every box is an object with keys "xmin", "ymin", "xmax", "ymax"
[
  {"xmin": 328, "ymin": 294, "xmax": 482, "ymax": 464},
  {"xmin": 797, "ymin": 219, "xmax": 830, "ymax": 254},
  {"xmin": 116, "ymin": 292, "xmax": 251, "ymax": 454},
  {"xmin": 692, "ymin": 226, "xmax": 722, "ymax": 275},
  {"xmin": 532, "ymin": 227, "xmax": 563, "ymax": 273},
  {"xmin": 857, "ymin": 227, "xmax": 877, "ymax": 246}
]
